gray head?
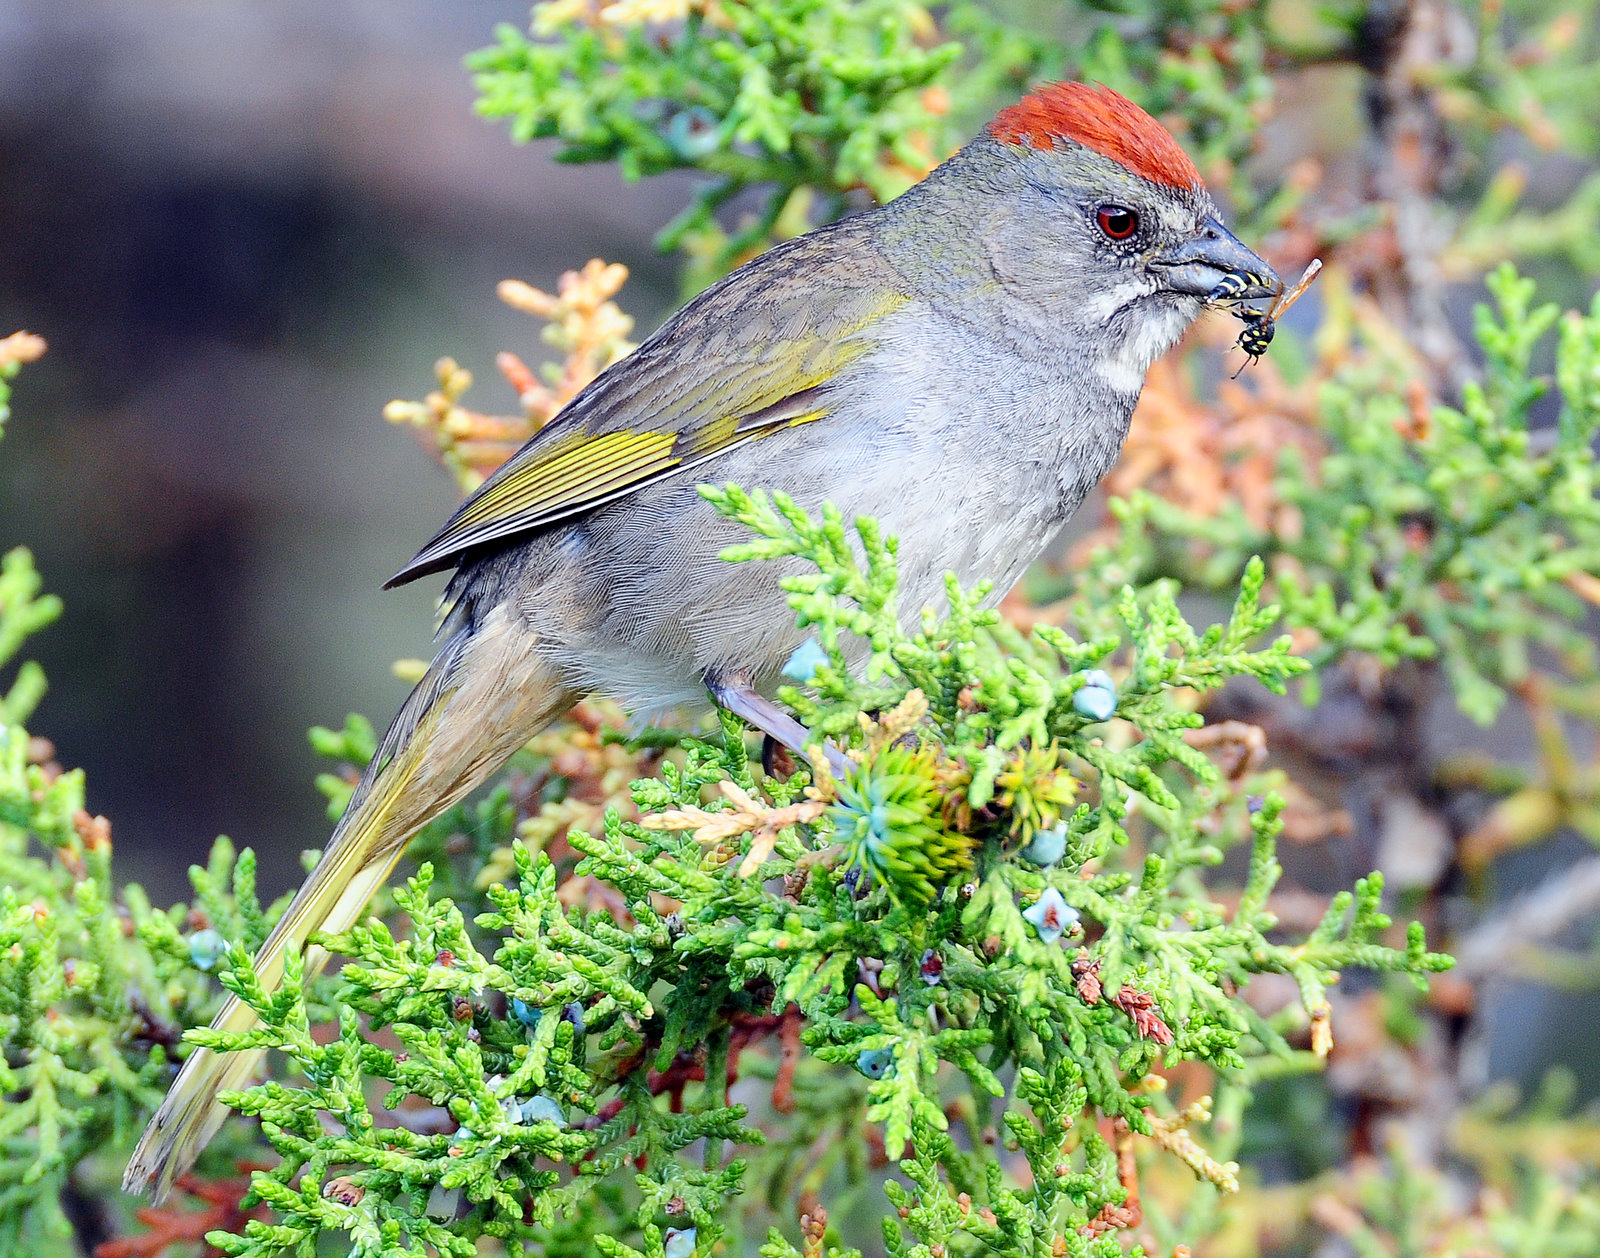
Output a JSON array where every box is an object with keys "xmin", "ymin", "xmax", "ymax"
[{"xmin": 882, "ymin": 82, "xmax": 1278, "ymax": 382}]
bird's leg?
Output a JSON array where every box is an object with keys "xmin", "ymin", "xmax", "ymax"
[{"xmin": 706, "ymin": 676, "xmax": 853, "ymax": 780}]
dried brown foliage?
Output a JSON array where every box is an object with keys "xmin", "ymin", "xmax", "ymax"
[
  {"xmin": 384, "ymin": 259, "xmax": 636, "ymax": 490},
  {"xmin": 97, "ymin": 1169, "xmax": 269, "ymax": 1258}
]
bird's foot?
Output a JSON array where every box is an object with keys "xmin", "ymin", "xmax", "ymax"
[{"xmin": 707, "ymin": 678, "xmax": 853, "ymax": 781}]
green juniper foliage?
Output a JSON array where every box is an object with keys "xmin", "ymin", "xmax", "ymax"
[
  {"xmin": 467, "ymin": 2, "xmax": 1600, "ymax": 293},
  {"xmin": 1422, "ymin": 0, "xmax": 1600, "ymax": 282},
  {"xmin": 1234, "ymin": 1073, "xmax": 1600, "ymax": 1258},
  {"xmin": 470, "ymin": 0, "xmax": 1042, "ymax": 283},
  {"xmin": 467, "ymin": 0, "xmax": 1280, "ymax": 287},
  {"xmin": 310, "ymin": 714, "xmax": 379, "ymax": 823},
  {"xmin": 185, "ymin": 488, "xmax": 1447, "ymax": 1258},
  {"xmin": 1327, "ymin": 1136, "xmax": 1600, "ymax": 1258},
  {"xmin": 474, "ymin": 0, "xmax": 978, "ymax": 194},
  {"xmin": 0, "ymin": 726, "xmax": 289, "ymax": 1249},
  {"xmin": 1079, "ymin": 266, "xmax": 1600, "ymax": 723},
  {"xmin": 0, "ymin": 549, "xmax": 60, "ymax": 730},
  {"xmin": 0, "ymin": 371, "xmax": 282, "ymax": 1247},
  {"xmin": 0, "ymin": 343, "xmax": 36, "ymax": 440}
]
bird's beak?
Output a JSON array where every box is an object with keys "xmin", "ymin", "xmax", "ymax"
[{"xmin": 1150, "ymin": 217, "xmax": 1279, "ymax": 301}]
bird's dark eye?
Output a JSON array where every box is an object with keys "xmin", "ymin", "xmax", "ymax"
[{"xmin": 1096, "ymin": 205, "xmax": 1139, "ymax": 240}]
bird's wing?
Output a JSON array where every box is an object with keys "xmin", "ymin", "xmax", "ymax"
[{"xmin": 387, "ymin": 228, "xmax": 907, "ymax": 588}]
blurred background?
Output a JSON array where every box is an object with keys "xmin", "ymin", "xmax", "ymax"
[{"xmin": 0, "ymin": 0, "xmax": 699, "ymax": 901}]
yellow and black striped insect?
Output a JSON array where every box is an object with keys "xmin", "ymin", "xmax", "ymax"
[{"xmin": 1217, "ymin": 258, "xmax": 1323, "ymax": 377}]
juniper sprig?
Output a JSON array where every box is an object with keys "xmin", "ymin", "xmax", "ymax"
[
  {"xmin": 1089, "ymin": 266, "xmax": 1600, "ymax": 723},
  {"xmin": 174, "ymin": 490, "xmax": 1450, "ymax": 1257}
]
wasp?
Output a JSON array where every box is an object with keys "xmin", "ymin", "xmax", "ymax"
[{"xmin": 1213, "ymin": 258, "xmax": 1323, "ymax": 377}]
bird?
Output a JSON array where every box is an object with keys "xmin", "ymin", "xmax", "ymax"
[{"xmin": 125, "ymin": 80, "xmax": 1278, "ymax": 1201}]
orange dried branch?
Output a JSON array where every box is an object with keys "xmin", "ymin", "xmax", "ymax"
[
  {"xmin": 96, "ymin": 1169, "xmax": 269, "ymax": 1258},
  {"xmin": 1111, "ymin": 984, "xmax": 1175, "ymax": 1046},
  {"xmin": 855, "ymin": 688, "xmax": 931, "ymax": 755},
  {"xmin": 0, "ymin": 330, "xmax": 47, "ymax": 369},
  {"xmin": 1309, "ymin": 998, "xmax": 1334, "ymax": 1059},
  {"xmin": 1147, "ymin": 1098, "xmax": 1240, "ymax": 1193},
  {"xmin": 1182, "ymin": 720, "xmax": 1268, "ymax": 782},
  {"xmin": 643, "ymin": 779, "xmax": 827, "ymax": 876},
  {"xmin": 469, "ymin": 698, "xmax": 663, "ymax": 892},
  {"xmin": 590, "ymin": 0, "xmax": 732, "ymax": 28},
  {"xmin": 1111, "ymin": 342, "xmax": 1319, "ymax": 524},
  {"xmin": 497, "ymin": 259, "xmax": 635, "ymax": 423},
  {"xmin": 1277, "ymin": 781, "xmax": 1353, "ymax": 845},
  {"xmin": 385, "ymin": 260, "xmax": 636, "ymax": 490},
  {"xmin": 1066, "ymin": 292, "xmax": 1341, "ymax": 575}
]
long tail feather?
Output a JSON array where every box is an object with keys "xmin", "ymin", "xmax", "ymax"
[{"xmin": 124, "ymin": 608, "xmax": 570, "ymax": 1201}]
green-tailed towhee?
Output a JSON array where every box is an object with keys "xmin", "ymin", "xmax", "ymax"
[{"xmin": 126, "ymin": 80, "xmax": 1279, "ymax": 1199}]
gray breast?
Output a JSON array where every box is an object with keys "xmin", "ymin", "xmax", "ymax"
[{"xmin": 486, "ymin": 306, "xmax": 1138, "ymax": 715}]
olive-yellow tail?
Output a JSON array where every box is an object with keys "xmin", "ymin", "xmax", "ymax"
[{"xmin": 123, "ymin": 608, "xmax": 571, "ymax": 1202}]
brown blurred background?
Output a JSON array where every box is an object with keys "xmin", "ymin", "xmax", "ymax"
[{"xmin": 0, "ymin": 0, "xmax": 697, "ymax": 901}]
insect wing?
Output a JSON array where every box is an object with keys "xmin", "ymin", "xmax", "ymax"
[
  {"xmin": 1266, "ymin": 258, "xmax": 1323, "ymax": 323},
  {"xmin": 1226, "ymin": 258, "xmax": 1321, "ymax": 377}
]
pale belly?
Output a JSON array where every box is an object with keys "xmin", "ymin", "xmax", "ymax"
[{"xmin": 482, "ymin": 371, "xmax": 1134, "ymax": 718}]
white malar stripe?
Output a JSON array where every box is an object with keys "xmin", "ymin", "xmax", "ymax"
[
  {"xmin": 1099, "ymin": 300, "xmax": 1194, "ymax": 398},
  {"xmin": 1075, "ymin": 279, "xmax": 1154, "ymax": 327}
]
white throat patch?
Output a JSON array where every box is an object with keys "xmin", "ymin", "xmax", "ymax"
[{"xmin": 1099, "ymin": 299, "xmax": 1194, "ymax": 398}]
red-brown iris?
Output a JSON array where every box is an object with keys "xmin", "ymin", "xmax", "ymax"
[{"xmin": 1096, "ymin": 205, "xmax": 1139, "ymax": 239}]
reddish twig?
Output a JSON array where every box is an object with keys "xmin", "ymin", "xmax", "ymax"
[
  {"xmin": 581, "ymin": 1007, "xmax": 802, "ymax": 1141},
  {"xmin": 96, "ymin": 1168, "xmax": 270, "ymax": 1258},
  {"xmin": 1082, "ymin": 1119, "xmax": 1141, "ymax": 1238},
  {"xmin": 772, "ymin": 1005, "xmax": 803, "ymax": 1114}
]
